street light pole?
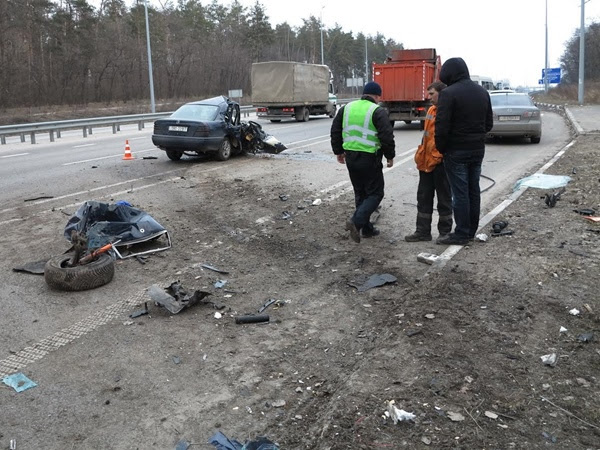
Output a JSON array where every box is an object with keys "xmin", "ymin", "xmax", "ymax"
[
  {"xmin": 144, "ymin": 0, "xmax": 156, "ymax": 113},
  {"xmin": 544, "ymin": 0, "xmax": 549, "ymax": 93},
  {"xmin": 578, "ymin": 0, "xmax": 585, "ymax": 105},
  {"xmin": 320, "ymin": 6, "xmax": 324, "ymax": 65}
]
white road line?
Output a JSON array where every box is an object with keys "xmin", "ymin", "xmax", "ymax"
[
  {"xmin": 63, "ymin": 148, "xmax": 157, "ymax": 165},
  {"xmin": 0, "ymin": 168, "xmax": 183, "ymax": 215},
  {"xmin": 73, "ymin": 143, "xmax": 96, "ymax": 148},
  {"xmin": 287, "ymin": 134, "xmax": 329, "ymax": 146},
  {"xmin": 1, "ymin": 153, "xmax": 29, "ymax": 158}
]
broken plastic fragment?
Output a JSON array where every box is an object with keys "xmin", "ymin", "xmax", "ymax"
[
  {"xmin": 513, "ymin": 174, "xmax": 571, "ymax": 191},
  {"xmin": 2, "ymin": 373, "xmax": 37, "ymax": 392},
  {"xmin": 348, "ymin": 273, "xmax": 397, "ymax": 292},
  {"xmin": 569, "ymin": 308, "xmax": 580, "ymax": 316},
  {"xmin": 559, "ymin": 326, "xmax": 567, "ymax": 333}
]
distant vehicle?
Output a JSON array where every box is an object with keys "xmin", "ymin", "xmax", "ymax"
[
  {"xmin": 373, "ymin": 48, "xmax": 441, "ymax": 129},
  {"xmin": 487, "ymin": 91, "xmax": 541, "ymax": 144},
  {"xmin": 152, "ymin": 96, "xmax": 286, "ymax": 161},
  {"xmin": 471, "ymin": 75, "xmax": 495, "ymax": 90},
  {"xmin": 252, "ymin": 61, "xmax": 336, "ymax": 122}
]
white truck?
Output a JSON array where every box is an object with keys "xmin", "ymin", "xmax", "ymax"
[{"xmin": 251, "ymin": 61, "xmax": 336, "ymax": 122}]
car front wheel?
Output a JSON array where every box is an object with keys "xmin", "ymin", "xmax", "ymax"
[
  {"xmin": 166, "ymin": 149, "xmax": 183, "ymax": 161},
  {"xmin": 216, "ymin": 139, "xmax": 232, "ymax": 161},
  {"xmin": 531, "ymin": 136, "xmax": 541, "ymax": 144}
]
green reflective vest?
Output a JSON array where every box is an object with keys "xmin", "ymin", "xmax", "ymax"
[{"xmin": 342, "ymin": 99, "xmax": 381, "ymax": 153}]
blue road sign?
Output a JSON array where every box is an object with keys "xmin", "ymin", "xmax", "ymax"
[{"xmin": 541, "ymin": 67, "xmax": 561, "ymax": 84}]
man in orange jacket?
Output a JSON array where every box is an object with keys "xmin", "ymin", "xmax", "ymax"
[{"xmin": 405, "ymin": 81, "xmax": 453, "ymax": 242}]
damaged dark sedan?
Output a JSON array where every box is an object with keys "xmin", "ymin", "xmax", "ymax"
[
  {"xmin": 152, "ymin": 96, "xmax": 243, "ymax": 161},
  {"xmin": 152, "ymin": 96, "xmax": 286, "ymax": 161}
]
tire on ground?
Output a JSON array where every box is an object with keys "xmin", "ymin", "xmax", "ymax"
[{"xmin": 44, "ymin": 253, "xmax": 115, "ymax": 291}]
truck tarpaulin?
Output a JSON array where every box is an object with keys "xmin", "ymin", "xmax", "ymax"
[{"xmin": 251, "ymin": 61, "xmax": 330, "ymax": 104}]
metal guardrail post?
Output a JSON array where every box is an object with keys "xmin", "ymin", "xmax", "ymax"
[
  {"xmin": 30, "ymin": 132, "xmax": 36, "ymax": 144},
  {"xmin": 50, "ymin": 130, "xmax": 55, "ymax": 142},
  {"xmin": 83, "ymin": 127, "xmax": 87, "ymax": 138}
]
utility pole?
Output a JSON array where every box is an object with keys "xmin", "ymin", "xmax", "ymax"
[
  {"xmin": 544, "ymin": 0, "xmax": 549, "ymax": 94},
  {"xmin": 320, "ymin": 6, "xmax": 325, "ymax": 65},
  {"xmin": 578, "ymin": 0, "xmax": 585, "ymax": 105},
  {"xmin": 364, "ymin": 38, "xmax": 368, "ymax": 84},
  {"xmin": 144, "ymin": 0, "xmax": 156, "ymax": 113}
]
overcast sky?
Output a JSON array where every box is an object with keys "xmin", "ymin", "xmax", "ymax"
[{"xmin": 97, "ymin": 0, "xmax": 600, "ymax": 87}]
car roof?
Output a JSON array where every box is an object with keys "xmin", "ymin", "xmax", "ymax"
[
  {"xmin": 489, "ymin": 90, "xmax": 517, "ymax": 94},
  {"xmin": 186, "ymin": 95, "xmax": 232, "ymax": 107}
]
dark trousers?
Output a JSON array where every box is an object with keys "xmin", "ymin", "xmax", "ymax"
[
  {"xmin": 345, "ymin": 151, "xmax": 384, "ymax": 231},
  {"xmin": 443, "ymin": 149, "xmax": 484, "ymax": 239},
  {"xmin": 416, "ymin": 163, "xmax": 453, "ymax": 235}
]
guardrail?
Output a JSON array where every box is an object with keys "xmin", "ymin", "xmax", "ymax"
[
  {"xmin": 0, "ymin": 106, "xmax": 256, "ymax": 145},
  {"xmin": 0, "ymin": 100, "xmax": 357, "ymax": 145}
]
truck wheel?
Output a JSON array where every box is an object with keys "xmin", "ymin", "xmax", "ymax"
[
  {"xmin": 295, "ymin": 107, "xmax": 309, "ymax": 122},
  {"xmin": 390, "ymin": 121, "xmax": 395, "ymax": 129},
  {"xmin": 404, "ymin": 120, "xmax": 412, "ymax": 125},
  {"xmin": 419, "ymin": 120, "xmax": 425, "ymax": 131},
  {"xmin": 328, "ymin": 105, "xmax": 337, "ymax": 118},
  {"xmin": 215, "ymin": 138, "xmax": 232, "ymax": 161},
  {"xmin": 166, "ymin": 150, "xmax": 183, "ymax": 161},
  {"xmin": 45, "ymin": 253, "xmax": 114, "ymax": 291},
  {"xmin": 270, "ymin": 119, "xmax": 281, "ymax": 123}
]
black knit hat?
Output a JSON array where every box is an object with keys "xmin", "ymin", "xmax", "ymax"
[{"xmin": 363, "ymin": 81, "xmax": 382, "ymax": 96}]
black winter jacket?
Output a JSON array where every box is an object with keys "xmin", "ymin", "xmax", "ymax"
[
  {"xmin": 330, "ymin": 95, "xmax": 396, "ymax": 161},
  {"xmin": 434, "ymin": 57, "xmax": 493, "ymax": 154}
]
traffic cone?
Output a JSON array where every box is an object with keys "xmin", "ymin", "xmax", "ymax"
[{"xmin": 122, "ymin": 140, "xmax": 134, "ymax": 160}]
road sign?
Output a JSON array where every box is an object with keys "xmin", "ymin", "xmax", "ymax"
[
  {"xmin": 228, "ymin": 89, "xmax": 242, "ymax": 98},
  {"xmin": 541, "ymin": 67, "xmax": 561, "ymax": 84}
]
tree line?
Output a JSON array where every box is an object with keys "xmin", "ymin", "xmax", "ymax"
[
  {"xmin": 1, "ymin": 1, "xmax": 597, "ymax": 111},
  {"xmin": 0, "ymin": 0, "xmax": 399, "ymax": 109}
]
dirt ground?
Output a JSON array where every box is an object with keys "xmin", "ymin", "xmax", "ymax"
[
  {"xmin": 156, "ymin": 133, "xmax": 600, "ymax": 449},
  {"xmin": 2, "ymin": 120, "xmax": 599, "ymax": 449}
]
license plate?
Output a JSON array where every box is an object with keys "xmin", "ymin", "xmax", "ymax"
[
  {"xmin": 499, "ymin": 116, "xmax": 520, "ymax": 121},
  {"xmin": 168, "ymin": 125, "xmax": 188, "ymax": 132}
]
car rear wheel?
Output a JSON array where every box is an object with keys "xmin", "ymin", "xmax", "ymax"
[
  {"xmin": 531, "ymin": 136, "xmax": 541, "ymax": 144},
  {"xmin": 270, "ymin": 119, "xmax": 281, "ymax": 123},
  {"xmin": 404, "ymin": 120, "xmax": 412, "ymax": 125},
  {"xmin": 166, "ymin": 150, "xmax": 183, "ymax": 161},
  {"xmin": 215, "ymin": 138, "xmax": 232, "ymax": 161}
]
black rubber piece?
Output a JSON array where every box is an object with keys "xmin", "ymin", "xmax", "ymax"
[
  {"xmin": 235, "ymin": 314, "xmax": 270, "ymax": 324},
  {"xmin": 44, "ymin": 252, "xmax": 114, "ymax": 291}
]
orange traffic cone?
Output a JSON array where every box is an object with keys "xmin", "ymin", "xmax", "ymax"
[{"xmin": 122, "ymin": 140, "xmax": 134, "ymax": 160}]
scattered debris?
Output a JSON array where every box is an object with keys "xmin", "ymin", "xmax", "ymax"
[
  {"xmin": 312, "ymin": 198, "xmax": 322, "ymax": 206},
  {"xmin": 569, "ymin": 308, "xmax": 580, "ymax": 316},
  {"xmin": 446, "ymin": 411, "xmax": 465, "ymax": 422},
  {"xmin": 214, "ymin": 280, "xmax": 227, "ymax": 289},
  {"xmin": 348, "ymin": 273, "xmax": 397, "ymax": 292},
  {"xmin": 258, "ymin": 298, "xmax": 277, "ymax": 313},
  {"xmin": 208, "ymin": 431, "xmax": 279, "ymax": 450},
  {"xmin": 2, "ymin": 373, "xmax": 37, "ymax": 392},
  {"xmin": 24, "ymin": 195, "xmax": 54, "ymax": 202},
  {"xmin": 584, "ymin": 216, "xmax": 600, "ymax": 223},
  {"xmin": 142, "ymin": 156, "xmax": 158, "ymax": 160},
  {"xmin": 491, "ymin": 221, "xmax": 509, "ymax": 234},
  {"xmin": 559, "ymin": 326, "xmax": 568, "ymax": 333},
  {"xmin": 573, "ymin": 208, "xmax": 595, "ymax": 216},
  {"xmin": 279, "ymin": 194, "xmax": 288, "ymax": 201},
  {"xmin": 201, "ymin": 264, "xmax": 229, "ymax": 274},
  {"xmin": 514, "ymin": 174, "xmax": 571, "ymax": 190},
  {"xmin": 541, "ymin": 353, "xmax": 558, "ymax": 366},
  {"xmin": 484, "ymin": 411, "xmax": 499, "ymax": 419},
  {"xmin": 405, "ymin": 329, "xmax": 422, "ymax": 337},
  {"xmin": 235, "ymin": 314, "xmax": 270, "ymax": 324},
  {"xmin": 544, "ymin": 187, "xmax": 565, "ymax": 207},
  {"xmin": 175, "ymin": 439, "xmax": 191, "ymax": 450},
  {"xmin": 271, "ymin": 399, "xmax": 286, "ymax": 408},
  {"xmin": 12, "ymin": 259, "xmax": 49, "ymax": 275},
  {"xmin": 148, "ymin": 281, "xmax": 215, "ymax": 314},
  {"xmin": 417, "ymin": 252, "xmax": 440, "ymax": 265},
  {"xmin": 491, "ymin": 230, "xmax": 514, "ymax": 237},
  {"xmin": 129, "ymin": 302, "xmax": 149, "ymax": 318},
  {"xmin": 385, "ymin": 400, "xmax": 416, "ymax": 424},
  {"xmin": 474, "ymin": 233, "xmax": 488, "ymax": 242},
  {"xmin": 577, "ymin": 332, "xmax": 594, "ymax": 343}
]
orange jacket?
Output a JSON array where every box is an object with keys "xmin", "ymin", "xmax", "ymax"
[{"xmin": 414, "ymin": 105, "xmax": 443, "ymax": 172}]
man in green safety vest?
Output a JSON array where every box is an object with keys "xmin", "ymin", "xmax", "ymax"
[{"xmin": 330, "ymin": 81, "xmax": 396, "ymax": 243}]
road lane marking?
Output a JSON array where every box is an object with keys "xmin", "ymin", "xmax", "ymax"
[
  {"xmin": 63, "ymin": 148, "xmax": 158, "ymax": 165},
  {"xmin": 73, "ymin": 143, "xmax": 96, "ymax": 148},
  {"xmin": 1, "ymin": 153, "xmax": 29, "ymax": 158}
]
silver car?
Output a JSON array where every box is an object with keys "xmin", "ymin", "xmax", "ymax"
[{"xmin": 487, "ymin": 91, "xmax": 542, "ymax": 143}]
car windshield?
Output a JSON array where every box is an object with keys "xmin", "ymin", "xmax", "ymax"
[
  {"xmin": 171, "ymin": 104, "xmax": 219, "ymax": 121},
  {"xmin": 491, "ymin": 94, "xmax": 534, "ymax": 107}
]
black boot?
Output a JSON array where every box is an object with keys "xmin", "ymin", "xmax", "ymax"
[
  {"xmin": 405, "ymin": 212, "xmax": 432, "ymax": 242},
  {"xmin": 437, "ymin": 214, "xmax": 453, "ymax": 238}
]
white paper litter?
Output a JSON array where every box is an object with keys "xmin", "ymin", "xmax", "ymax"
[
  {"xmin": 541, "ymin": 353, "xmax": 558, "ymax": 366},
  {"xmin": 559, "ymin": 326, "xmax": 568, "ymax": 333},
  {"xmin": 386, "ymin": 400, "xmax": 416, "ymax": 424},
  {"xmin": 569, "ymin": 308, "xmax": 580, "ymax": 316}
]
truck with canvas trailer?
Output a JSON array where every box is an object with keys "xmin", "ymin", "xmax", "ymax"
[{"xmin": 251, "ymin": 61, "xmax": 336, "ymax": 123}]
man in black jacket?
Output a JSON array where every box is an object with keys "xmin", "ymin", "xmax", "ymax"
[
  {"xmin": 331, "ymin": 81, "xmax": 395, "ymax": 243},
  {"xmin": 434, "ymin": 58, "xmax": 493, "ymax": 245}
]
